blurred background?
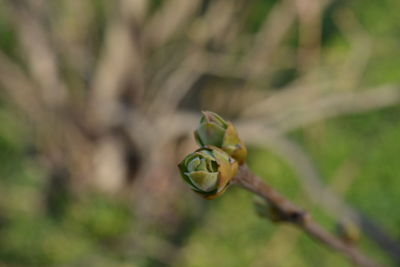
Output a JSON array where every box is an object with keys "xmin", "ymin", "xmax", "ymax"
[{"xmin": 0, "ymin": 0, "xmax": 400, "ymax": 266}]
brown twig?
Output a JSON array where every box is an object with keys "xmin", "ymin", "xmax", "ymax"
[
  {"xmin": 239, "ymin": 126, "xmax": 400, "ymax": 264},
  {"xmin": 232, "ymin": 165, "xmax": 380, "ymax": 267}
]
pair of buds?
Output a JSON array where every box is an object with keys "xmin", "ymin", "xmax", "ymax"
[{"xmin": 178, "ymin": 111, "xmax": 247, "ymax": 199}]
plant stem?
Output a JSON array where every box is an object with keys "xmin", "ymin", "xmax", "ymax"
[{"xmin": 232, "ymin": 165, "xmax": 380, "ymax": 267}]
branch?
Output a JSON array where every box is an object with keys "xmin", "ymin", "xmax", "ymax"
[
  {"xmin": 232, "ymin": 165, "xmax": 380, "ymax": 267},
  {"xmin": 239, "ymin": 126, "xmax": 400, "ymax": 264}
]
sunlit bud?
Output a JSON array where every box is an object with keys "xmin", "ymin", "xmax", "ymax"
[{"xmin": 178, "ymin": 146, "xmax": 238, "ymax": 199}]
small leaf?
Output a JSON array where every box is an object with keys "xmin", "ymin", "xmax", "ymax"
[
  {"xmin": 197, "ymin": 158, "xmax": 208, "ymax": 171},
  {"xmin": 178, "ymin": 162, "xmax": 197, "ymax": 189},
  {"xmin": 196, "ymin": 149, "xmax": 216, "ymax": 161},
  {"xmin": 187, "ymin": 157, "xmax": 201, "ymax": 172},
  {"xmin": 186, "ymin": 171, "xmax": 219, "ymax": 192}
]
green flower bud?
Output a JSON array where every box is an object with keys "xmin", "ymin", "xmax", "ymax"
[
  {"xmin": 178, "ymin": 146, "xmax": 238, "ymax": 199},
  {"xmin": 253, "ymin": 196, "xmax": 285, "ymax": 222},
  {"xmin": 194, "ymin": 111, "xmax": 247, "ymax": 164},
  {"xmin": 336, "ymin": 220, "xmax": 361, "ymax": 245}
]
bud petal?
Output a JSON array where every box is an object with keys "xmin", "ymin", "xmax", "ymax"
[
  {"xmin": 195, "ymin": 122, "xmax": 226, "ymax": 147},
  {"xmin": 187, "ymin": 157, "xmax": 201, "ymax": 171},
  {"xmin": 201, "ymin": 111, "xmax": 228, "ymax": 127},
  {"xmin": 186, "ymin": 171, "xmax": 219, "ymax": 192}
]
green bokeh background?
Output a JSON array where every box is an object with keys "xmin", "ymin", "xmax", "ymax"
[{"xmin": 1, "ymin": 0, "xmax": 400, "ymax": 266}]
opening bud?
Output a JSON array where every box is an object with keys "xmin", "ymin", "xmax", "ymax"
[{"xmin": 178, "ymin": 146, "xmax": 238, "ymax": 199}]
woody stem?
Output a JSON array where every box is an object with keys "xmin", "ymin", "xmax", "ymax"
[{"xmin": 232, "ymin": 164, "xmax": 380, "ymax": 267}]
